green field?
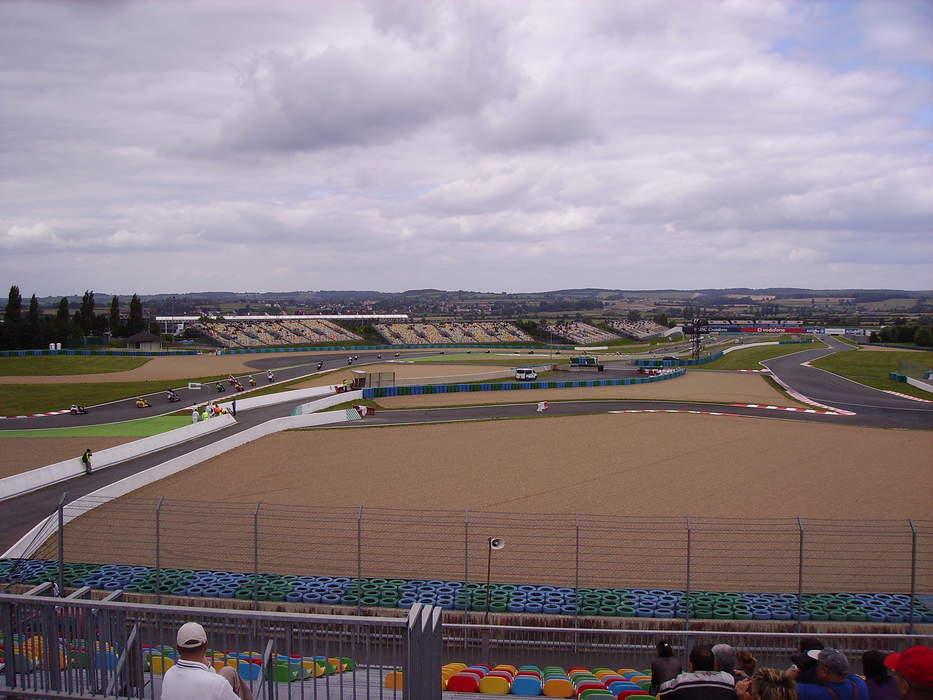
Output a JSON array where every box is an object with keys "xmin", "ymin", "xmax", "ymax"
[
  {"xmin": 694, "ymin": 341, "xmax": 824, "ymax": 370},
  {"xmin": 810, "ymin": 349, "xmax": 933, "ymax": 399},
  {"xmin": 0, "ymin": 355, "xmax": 151, "ymax": 376},
  {"xmin": 0, "ymin": 374, "xmax": 234, "ymax": 415},
  {"xmin": 0, "ymin": 416, "xmax": 190, "ymax": 438}
]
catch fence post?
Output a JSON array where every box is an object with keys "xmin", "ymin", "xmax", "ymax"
[
  {"xmin": 253, "ymin": 502, "xmax": 261, "ymax": 610},
  {"xmin": 357, "ymin": 505, "xmax": 364, "ymax": 615},
  {"xmin": 575, "ymin": 514, "xmax": 581, "ymax": 627},
  {"xmin": 156, "ymin": 496, "xmax": 165, "ymax": 605},
  {"xmin": 57, "ymin": 491, "xmax": 68, "ymax": 594},
  {"xmin": 909, "ymin": 519, "xmax": 918, "ymax": 635},
  {"xmin": 684, "ymin": 515, "xmax": 692, "ymax": 636},
  {"xmin": 463, "ymin": 510, "xmax": 470, "ymax": 631},
  {"xmin": 796, "ymin": 516, "xmax": 805, "ymax": 635}
]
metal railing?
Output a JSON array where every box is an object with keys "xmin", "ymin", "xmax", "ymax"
[
  {"xmin": 0, "ymin": 592, "xmax": 442, "ymax": 699},
  {"xmin": 15, "ymin": 497, "xmax": 933, "ymax": 630}
]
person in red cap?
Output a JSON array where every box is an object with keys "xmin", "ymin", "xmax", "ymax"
[{"xmin": 885, "ymin": 646, "xmax": 933, "ymax": 700}]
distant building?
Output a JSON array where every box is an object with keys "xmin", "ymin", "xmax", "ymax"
[{"xmin": 125, "ymin": 331, "xmax": 162, "ymax": 351}]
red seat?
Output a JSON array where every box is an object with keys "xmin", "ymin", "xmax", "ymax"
[{"xmin": 446, "ymin": 672, "xmax": 481, "ymax": 692}]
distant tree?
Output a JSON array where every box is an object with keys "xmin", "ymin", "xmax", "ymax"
[
  {"xmin": 913, "ymin": 325, "xmax": 933, "ymax": 348},
  {"xmin": 4, "ymin": 285, "xmax": 23, "ymax": 323},
  {"xmin": 627, "ymin": 310, "xmax": 642, "ymax": 322},
  {"xmin": 27, "ymin": 294, "xmax": 39, "ymax": 325},
  {"xmin": 56, "ymin": 297, "xmax": 70, "ymax": 324},
  {"xmin": 126, "ymin": 294, "xmax": 145, "ymax": 335},
  {"xmin": 77, "ymin": 290, "xmax": 95, "ymax": 334},
  {"xmin": 653, "ymin": 313, "xmax": 669, "ymax": 327},
  {"xmin": 109, "ymin": 296, "xmax": 122, "ymax": 337}
]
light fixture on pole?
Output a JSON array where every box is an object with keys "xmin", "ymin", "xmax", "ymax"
[{"xmin": 484, "ymin": 537, "xmax": 505, "ymax": 624}]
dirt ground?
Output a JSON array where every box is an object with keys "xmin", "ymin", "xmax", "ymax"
[
  {"xmin": 292, "ymin": 362, "xmax": 514, "ymax": 387},
  {"xmin": 0, "ymin": 350, "xmax": 337, "ymax": 384},
  {"xmin": 46, "ymin": 414, "xmax": 932, "ymax": 592},
  {"xmin": 0, "ymin": 436, "xmax": 136, "ymax": 478},
  {"xmin": 373, "ymin": 371, "xmax": 807, "ymax": 408}
]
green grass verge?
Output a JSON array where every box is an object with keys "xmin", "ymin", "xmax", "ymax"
[
  {"xmin": 809, "ymin": 349, "xmax": 933, "ymax": 400},
  {"xmin": 692, "ymin": 342, "xmax": 824, "ymax": 370},
  {"xmin": 0, "ymin": 355, "xmax": 151, "ymax": 376},
  {"xmin": 0, "ymin": 374, "xmax": 237, "ymax": 415},
  {"xmin": 0, "ymin": 416, "xmax": 190, "ymax": 438}
]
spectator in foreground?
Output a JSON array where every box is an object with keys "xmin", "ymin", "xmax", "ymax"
[
  {"xmin": 652, "ymin": 639, "xmax": 682, "ymax": 694},
  {"xmin": 863, "ymin": 650, "xmax": 901, "ymax": 700},
  {"xmin": 885, "ymin": 646, "xmax": 933, "ymax": 700},
  {"xmin": 161, "ymin": 622, "xmax": 253, "ymax": 700},
  {"xmin": 737, "ymin": 650, "xmax": 759, "ymax": 680},
  {"xmin": 791, "ymin": 638, "xmax": 826, "ymax": 685},
  {"xmin": 660, "ymin": 644, "xmax": 738, "ymax": 700},
  {"xmin": 793, "ymin": 648, "xmax": 868, "ymax": 700},
  {"xmin": 743, "ymin": 669, "xmax": 797, "ymax": 700},
  {"xmin": 714, "ymin": 644, "xmax": 739, "ymax": 680}
]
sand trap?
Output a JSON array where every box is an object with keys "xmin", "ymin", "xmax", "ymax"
[
  {"xmin": 374, "ymin": 372, "xmax": 807, "ymax": 409},
  {"xmin": 0, "ymin": 436, "xmax": 136, "ymax": 478},
  {"xmin": 44, "ymin": 414, "xmax": 932, "ymax": 591}
]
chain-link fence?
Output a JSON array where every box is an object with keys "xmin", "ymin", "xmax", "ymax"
[{"xmin": 24, "ymin": 497, "xmax": 930, "ymax": 606}]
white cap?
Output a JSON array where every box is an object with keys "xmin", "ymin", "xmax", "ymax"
[{"xmin": 176, "ymin": 622, "xmax": 207, "ymax": 648}]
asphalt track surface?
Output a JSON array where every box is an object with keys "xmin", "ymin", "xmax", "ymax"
[{"xmin": 2, "ymin": 339, "xmax": 930, "ymax": 553}]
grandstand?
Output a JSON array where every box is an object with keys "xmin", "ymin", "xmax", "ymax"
[
  {"xmin": 197, "ymin": 318, "xmax": 362, "ymax": 348},
  {"xmin": 608, "ymin": 319, "xmax": 668, "ymax": 340},
  {"xmin": 374, "ymin": 321, "xmax": 532, "ymax": 345},
  {"xmin": 540, "ymin": 320, "xmax": 620, "ymax": 345}
]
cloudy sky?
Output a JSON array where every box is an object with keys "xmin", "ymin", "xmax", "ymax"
[{"xmin": 1, "ymin": 0, "xmax": 931, "ymax": 295}]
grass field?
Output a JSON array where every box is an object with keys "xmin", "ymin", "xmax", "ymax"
[
  {"xmin": 407, "ymin": 352, "xmax": 565, "ymax": 365},
  {"xmin": 0, "ymin": 416, "xmax": 190, "ymax": 438},
  {"xmin": 0, "ymin": 355, "xmax": 151, "ymax": 376},
  {"xmin": 694, "ymin": 341, "xmax": 823, "ymax": 370},
  {"xmin": 0, "ymin": 374, "xmax": 233, "ymax": 415},
  {"xmin": 810, "ymin": 350, "xmax": 933, "ymax": 399}
]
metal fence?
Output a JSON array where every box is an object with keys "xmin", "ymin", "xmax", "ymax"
[
  {"xmin": 0, "ymin": 592, "xmax": 928, "ymax": 700},
  {"xmin": 0, "ymin": 591, "xmax": 440, "ymax": 699},
  {"xmin": 23, "ymin": 497, "xmax": 932, "ymax": 617}
]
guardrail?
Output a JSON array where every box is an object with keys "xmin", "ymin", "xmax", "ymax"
[
  {"xmin": 362, "ymin": 369, "xmax": 685, "ymax": 399},
  {"xmin": 0, "ymin": 414, "xmax": 237, "ymax": 502},
  {"xmin": 0, "ymin": 348, "xmax": 198, "ymax": 357},
  {"xmin": 0, "ymin": 592, "xmax": 440, "ymax": 699}
]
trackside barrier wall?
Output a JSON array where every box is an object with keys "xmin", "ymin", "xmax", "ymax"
[
  {"xmin": 291, "ymin": 390, "xmax": 365, "ymax": 415},
  {"xmin": 4, "ymin": 408, "xmax": 358, "ymax": 559},
  {"xmin": 0, "ymin": 348, "xmax": 198, "ymax": 357},
  {"xmin": 216, "ymin": 385, "xmax": 338, "ymax": 413},
  {"xmin": 0, "ymin": 414, "xmax": 237, "ymax": 502},
  {"xmin": 634, "ymin": 354, "xmax": 723, "ymax": 368},
  {"xmin": 361, "ymin": 369, "xmax": 686, "ymax": 399}
]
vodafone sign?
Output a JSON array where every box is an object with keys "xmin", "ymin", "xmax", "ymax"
[{"xmin": 740, "ymin": 327, "xmax": 806, "ymax": 333}]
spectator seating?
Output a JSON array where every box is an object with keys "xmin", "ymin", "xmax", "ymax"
[
  {"xmin": 196, "ymin": 319, "xmax": 362, "ymax": 348},
  {"xmin": 373, "ymin": 322, "xmax": 532, "ymax": 345},
  {"xmin": 540, "ymin": 321, "xmax": 620, "ymax": 345},
  {"xmin": 608, "ymin": 320, "xmax": 668, "ymax": 340}
]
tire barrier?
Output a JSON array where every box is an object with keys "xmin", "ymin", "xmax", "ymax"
[
  {"xmin": 362, "ymin": 369, "xmax": 686, "ymax": 400},
  {"xmin": 3, "ymin": 559, "xmax": 930, "ymax": 624},
  {"xmin": 634, "ymin": 353, "xmax": 724, "ymax": 368}
]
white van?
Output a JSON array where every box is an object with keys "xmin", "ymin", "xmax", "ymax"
[{"xmin": 514, "ymin": 368, "xmax": 538, "ymax": 381}]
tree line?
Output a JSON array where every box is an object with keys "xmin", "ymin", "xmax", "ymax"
[{"xmin": 1, "ymin": 285, "xmax": 147, "ymax": 350}]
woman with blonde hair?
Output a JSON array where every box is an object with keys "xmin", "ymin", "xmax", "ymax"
[{"xmin": 738, "ymin": 669, "xmax": 797, "ymax": 700}]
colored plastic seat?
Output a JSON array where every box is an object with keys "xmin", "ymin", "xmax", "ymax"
[
  {"xmin": 447, "ymin": 672, "xmax": 482, "ymax": 692},
  {"xmin": 480, "ymin": 675, "xmax": 511, "ymax": 694},
  {"xmin": 618, "ymin": 690, "xmax": 650, "ymax": 700},
  {"xmin": 511, "ymin": 675, "xmax": 544, "ymax": 695},
  {"xmin": 543, "ymin": 677, "xmax": 574, "ymax": 697},
  {"xmin": 385, "ymin": 671, "xmax": 403, "ymax": 689}
]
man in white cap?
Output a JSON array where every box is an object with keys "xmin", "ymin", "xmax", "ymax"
[{"xmin": 160, "ymin": 621, "xmax": 253, "ymax": 700}]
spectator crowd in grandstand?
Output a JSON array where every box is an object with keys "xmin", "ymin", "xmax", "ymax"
[
  {"xmin": 197, "ymin": 319, "xmax": 361, "ymax": 348},
  {"xmin": 540, "ymin": 320, "xmax": 620, "ymax": 344},
  {"xmin": 374, "ymin": 321, "xmax": 531, "ymax": 345},
  {"xmin": 609, "ymin": 318, "xmax": 669, "ymax": 340}
]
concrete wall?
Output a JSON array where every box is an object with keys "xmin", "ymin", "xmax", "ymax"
[
  {"xmin": 4, "ymin": 408, "xmax": 356, "ymax": 558},
  {"xmin": 216, "ymin": 385, "xmax": 336, "ymax": 413},
  {"xmin": 906, "ymin": 376, "xmax": 933, "ymax": 394},
  {"xmin": 0, "ymin": 414, "xmax": 237, "ymax": 502},
  {"xmin": 291, "ymin": 390, "xmax": 364, "ymax": 415}
]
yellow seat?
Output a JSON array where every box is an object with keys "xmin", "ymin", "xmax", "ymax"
[
  {"xmin": 150, "ymin": 656, "xmax": 175, "ymax": 674},
  {"xmin": 596, "ymin": 669, "xmax": 618, "ymax": 679},
  {"xmin": 445, "ymin": 662, "xmax": 468, "ymax": 672},
  {"xmin": 544, "ymin": 678, "xmax": 574, "ymax": 698},
  {"xmin": 495, "ymin": 664, "xmax": 518, "ymax": 675},
  {"xmin": 301, "ymin": 660, "xmax": 325, "ymax": 677},
  {"xmin": 479, "ymin": 675, "xmax": 511, "ymax": 694},
  {"xmin": 385, "ymin": 671, "xmax": 403, "ymax": 689},
  {"xmin": 618, "ymin": 668, "xmax": 638, "ymax": 674}
]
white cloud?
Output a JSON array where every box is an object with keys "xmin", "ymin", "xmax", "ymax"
[{"xmin": 0, "ymin": 0, "xmax": 930, "ymax": 294}]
